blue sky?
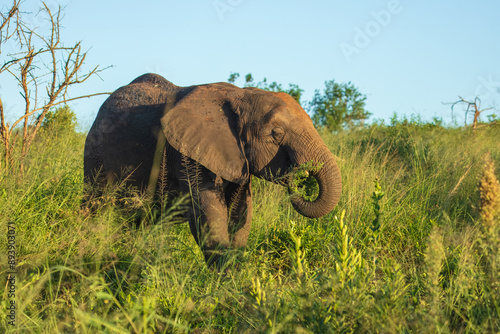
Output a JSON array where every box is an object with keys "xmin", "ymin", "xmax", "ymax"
[{"xmin": 2, "ymin": 0, "xmax": 500, "ymax": 129}]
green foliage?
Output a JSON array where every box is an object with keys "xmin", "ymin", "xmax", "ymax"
[
  {"xmin": 487, "ymin": 113, "xmax": 499, "ymax": 123},
  {"xmin": 1, "ymin": 120, "xmax": 500, "ymax": 332},
  {"xmin": 40, "ymin": 105, "xmax": 78, "ymax": 135},
  {"xmin": 228, "ymin": 72, "xmax": 304, "ymax": 104},
  {"xmin": 287, "ymin": 160, "xmax": 323, "ymax": 202},
  {"xmin": 371, "ymin": 179, "xmax": 385, "ymax": 243},
  {"xmin": 310, "ymin": 80, "xmax": 371, "ymax": 131}
]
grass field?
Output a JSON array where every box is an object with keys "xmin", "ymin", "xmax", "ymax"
[{"xmin": 1, "ymin": 119, "xmax": 499, "ymax": 333}]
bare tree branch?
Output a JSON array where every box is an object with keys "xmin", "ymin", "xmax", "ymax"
[
  {"xmin": 0, "ymin": 0, "xmax": 21, "ymax": 53},
  {"xmin": 9, "ymin": 92, "xmax": 111, "ymax": 130},
  {"xmin": 449, "ymin": 96, "xmax": 494, "ymax": 129},
  {"xmin": 0, "ymin": 2, "xmax": 109, "ymax": 171}
]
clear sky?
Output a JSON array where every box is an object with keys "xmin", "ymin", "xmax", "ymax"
[{"xmin": 2, "ymin": 0, "xmax": 500, "ymax": 130}]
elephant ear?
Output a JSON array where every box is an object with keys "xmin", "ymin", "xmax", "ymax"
[{"xmin": 160, "ymin": 85, "xmax": 249, "ymax": 184}]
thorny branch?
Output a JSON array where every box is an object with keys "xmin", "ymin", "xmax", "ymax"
[
  {"xmin": 0, "ymin": 1, "xmax": 111, "ymax": 171},
  {"xmin": 0, "ymin": 0, "xmax": 21, "ymax": 52}
]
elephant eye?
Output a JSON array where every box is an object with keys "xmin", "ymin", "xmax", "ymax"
[{"xmin": 271, "ymin": 127, "xmax": 285, "ymax": 142}]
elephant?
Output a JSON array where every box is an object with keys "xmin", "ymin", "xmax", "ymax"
[{"xmin": 84, "ymin": 73, "xmax": 342, "ymax": 267}]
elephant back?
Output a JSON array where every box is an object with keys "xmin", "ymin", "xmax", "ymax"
[{"xmin": 129, "ymin": 73, "xmax": 178, "ymax": 93}]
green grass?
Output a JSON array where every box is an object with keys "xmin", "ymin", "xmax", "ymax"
[{"xmin": 1, "ymin": 121, "xmax": 499, "ymax": 333}]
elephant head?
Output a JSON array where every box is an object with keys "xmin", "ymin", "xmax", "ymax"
[{"xmin": 160, "ymin": 83, "xmax": 342, "ymax": 218}]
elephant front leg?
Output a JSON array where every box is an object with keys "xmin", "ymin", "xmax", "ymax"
[{"xmin": 188, "ymin": 186, "xmax": 231, "ymax": 268}]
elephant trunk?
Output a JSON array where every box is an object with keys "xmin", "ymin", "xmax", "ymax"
[{"xmin": 289, "ymin": 143, "xmax": 342, "ymax": 219}]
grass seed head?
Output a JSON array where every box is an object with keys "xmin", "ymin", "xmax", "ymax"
[{"xmin": 478, "ymin": 153, "xmax": 500, "ymax": 230}]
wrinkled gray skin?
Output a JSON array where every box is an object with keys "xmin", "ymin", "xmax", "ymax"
[{"xmin": 84, "ymin": 73, "xmax": 342, "ymax": 267}]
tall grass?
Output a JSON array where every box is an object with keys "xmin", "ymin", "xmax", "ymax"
[{"xmin": 1, "ymin": 121, "xmax": 499, "ymax": 333}]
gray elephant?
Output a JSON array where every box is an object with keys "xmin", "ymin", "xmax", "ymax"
[{"xmin": 84, "ymin": 73, "xmax": 341, "ymax": 267}]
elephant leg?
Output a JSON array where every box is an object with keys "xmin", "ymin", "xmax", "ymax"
[
  {"xmin": 194, "ymin": 187, "xmax": 232, "ymax": 267},
  {"xmin": 226, "ymin": 181, "xmax": 253, "ymax": 248},
  {"xmin": 180, "ymin": 166, "xmax": 231, "ymax": 268}
]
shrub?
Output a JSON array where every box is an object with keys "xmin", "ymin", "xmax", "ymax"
[{"xmin": 40, "ymin": 105, "xmax": 78, "ymax": 135}]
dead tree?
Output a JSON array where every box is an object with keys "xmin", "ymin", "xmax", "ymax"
[
  {"xmin": 0, "ymin": 1, "xmax": 110, "ymax": 171},
  {"xmin": 451, "ymin": 96, "xmax": 493, "ymax": 129}
]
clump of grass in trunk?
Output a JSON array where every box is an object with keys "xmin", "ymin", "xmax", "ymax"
[{"xmin": 287, "ymin": 161, "xmax": 323, "ymax": 201}]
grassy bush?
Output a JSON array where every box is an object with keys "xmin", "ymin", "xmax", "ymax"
[{"xmin": 0, "ymin": 121, "xmax": 499, "ymax": 333}]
